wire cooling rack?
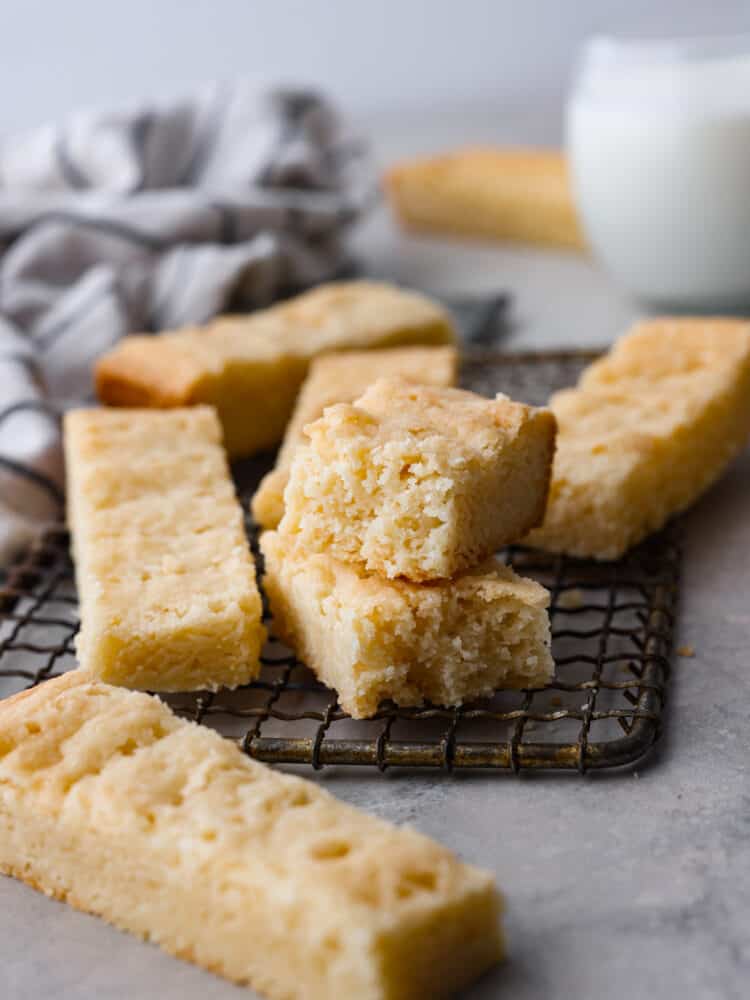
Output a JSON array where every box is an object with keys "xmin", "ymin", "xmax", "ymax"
[{"xmin": 0, "ymin": 349, "xmax": 680, "ymax": 773}]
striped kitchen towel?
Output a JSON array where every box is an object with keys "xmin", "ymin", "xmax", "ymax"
[{"xmin": 0, "ymin": 82, "xmax": 372, "ymax": 562}]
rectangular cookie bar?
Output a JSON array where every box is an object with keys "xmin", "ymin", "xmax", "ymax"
[
  {"xmin": 385, "ymin": 147, "xmax": 585, "ymax": 250},
  {"xmin": 261, "ymin": 530, "xmax": 553, "ymax": 718},
  {"xmin": 64, "ymin": 406, "xmax": 264, "ymax": 691},
  {"xmin": 251, "ymin": 345, "xmax": 459, "ymax": 530},
  {"xmin": 95, "ymin": 280, "xmax": 457, "ymax": 458},
  {"xmin": 527, "ymin": 318, "xmax": 750, "ymax": 559},
  {"xmin": 278, "ymin": 377, "xmax": 557, "ymax": 581},
  {"xmin": 0, "ymin": 673, "xmax": 504, "ymax": 999}
]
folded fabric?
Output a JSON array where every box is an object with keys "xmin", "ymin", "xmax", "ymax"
[{"xmin": 0, "ymin": 82, "xmax": 372, "ymax": 563}]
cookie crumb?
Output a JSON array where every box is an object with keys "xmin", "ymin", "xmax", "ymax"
[
  {"xmin": 558, "ymin": 588, "xmax": 584, "ymax": 610},
  {"xmin": 676, "ymin": 645, "xmax": 695, "ymax": 658}
]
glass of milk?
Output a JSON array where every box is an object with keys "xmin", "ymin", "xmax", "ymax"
[{"xmin": 567, "ymin": 34, "xmax": 750, "ymax": 310}]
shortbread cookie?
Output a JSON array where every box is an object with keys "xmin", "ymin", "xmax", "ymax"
[
  {"xmin": 385, "ymin": 147, "xmax": 585, "ymax": 250},
  {"xmin": 252, "ymin": 345, "xmax": 459, "ymax": 529},
  {"xmin": 528, "ymin": 318, "xmax": 750, "ymax": 559},
  {"xmin": 261, "ymin": 531, "xmax": 554, "ymax": 718},
  {"xmin": 95, "ymin": 280, "xmax": 456, "ymax": 457},
  {"xmin": 278, "ymin": 377, "xmax": 557, "ymax": 581},
  {"xmin": 0, "ymin": 673, "xmax": 504, "ymax": 999},
  {"xmin": 64, "ymin": 406, "xmax": 264, "ymax": 691}
]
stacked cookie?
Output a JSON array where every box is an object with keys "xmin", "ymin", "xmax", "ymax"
[
  {"xmin": 252, "ymin": 343, "xmax": 459, "ymax": 530},
  {"xmin": 261, "ymin": 376, "xmax": 558, "ymax": 718}
]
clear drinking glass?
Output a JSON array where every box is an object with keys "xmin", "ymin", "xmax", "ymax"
[{"xmin": 567, "ymin": 34, "xmax": 750, "ymax": 310}]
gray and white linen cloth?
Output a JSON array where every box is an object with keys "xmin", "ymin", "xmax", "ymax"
[{"xmin": 0, "ymin": 83, "xmax": 372, "ymax": 562}]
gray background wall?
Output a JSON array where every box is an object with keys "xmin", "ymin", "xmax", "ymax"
[{"xmin": 1, "ymin": 0, "xmax": 750, "ymax": 132}]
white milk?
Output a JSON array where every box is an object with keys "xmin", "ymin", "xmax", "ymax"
[{"xmin": 567, "ymin": 36, "xmax": 750, "ymax": 310}]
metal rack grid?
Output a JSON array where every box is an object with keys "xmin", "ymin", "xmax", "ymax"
[{"xmin": 0, "ymin": 350, "xmax": 680, "ymax": 773}]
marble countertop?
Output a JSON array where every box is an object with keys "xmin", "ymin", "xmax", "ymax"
[{"xmin": 3, "ymin": 111, "xmax": 749, "ymax": 1000}]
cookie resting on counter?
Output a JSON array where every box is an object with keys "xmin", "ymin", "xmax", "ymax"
[
  {"xmin": 385, "ymin": 146, "xmax": 585, "ymax": 250},
  {"xmin": 0, "ymin": 673, "xmax": 504, "ymax": 1000}
]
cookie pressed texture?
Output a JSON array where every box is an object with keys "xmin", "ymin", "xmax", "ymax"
[
  {"xmin": 0, "ymin": 673, "xmax": 504, "ymax": 998},
  {"xmin": 261, "ymin": 531, "xmax": 554, "ymax": 718},
  {"xmin": 278, "ymin": 377, "xmax": 557, "ymax": 581},
  {"xmin": 527, "ymin": 317, "xmax": 750, "ymax": 559},
  {"xmin": 94, "ymin": 280, "xmax": 456, "ymax": 458},
  {"xmin": 252, "ymin": 345, "xmax": 459, "ymax": 530},
  {"xmin": 64, "ymin": 406, "xmax": 264, "ymax": 691},
  {"xmin": 385, "ymin": 147, "xmax": 585, "ymax": 250}
]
